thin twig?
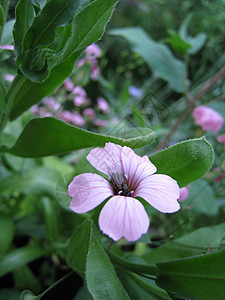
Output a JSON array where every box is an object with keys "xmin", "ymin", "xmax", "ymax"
[{"xmin": 156, "ymin": 64, "xmax": 225, "ymax": 151}]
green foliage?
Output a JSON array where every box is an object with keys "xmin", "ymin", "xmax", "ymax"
[
  {"xmin": 0, "ymin": 117, "xmax": 155, "ymax": 156},
  {"xmin": 156, "ymin": 249, "xmax": 225, "ymax": 300},
  {"xmin": 109, "ymin": 27, "xmax": 185, "ymax": 93},
  {"xmin": 150, "ymin": 137, "xmax": 214, "ymax": 187}
]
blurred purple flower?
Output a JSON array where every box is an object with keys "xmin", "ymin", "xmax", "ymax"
[
  {"xmin": 97, "ymin": 97, "xmax": 110, "ymax": 113},
  {"xmin": 71, "ymin": 111, "xmax": 85, "ymax": 126},
  {"xmin": 73, "ymin": 95, "xmax": 88, "ymax": 107},
  {"xmin": 64, "ymin": 78, "xmax": 74, "ymax": 91},
  {"xmin": 0, "ymin": 45, "xmax": 14, "ymax": 50},
  {"xmin": 178, "ymin": 186, "xmax": 189, "ymax": 202},
  {"xmin": 5, "ymin": 74, "xmax": 15, "ymax": 82},
  {"xmin": 85, "ymin": 43, "xmax": 102, "ymax": 58},
  {"xmin": 129, "ymin": 85, "xmax": 143, "ymax": 99},
  {"xmin": 94, "ymin": 119, "xmax": 108, "ymax": 127},
  {"xmin": 73, "ymin": 86, "xmax": 87, "ymax": 97},
  {"xmin": 83, "ymin": 108, "xmax": 95, "ymax": 120}
]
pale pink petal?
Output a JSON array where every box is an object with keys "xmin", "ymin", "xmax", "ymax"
[
  {"xmin": 121, "ymin": 146, "xmax": 157, "ymax": 190},
  {"xmin": 99, "ymin": 196, "xmax": 149, "ymax": 241},
  {"xmin": 135, "ymin": 174, "xmax": 180, "ymax": 213},
  {"xmin": 0, "ymin": 45, "xmax": 14, "ymax": 50},
  {"xmin": 87, "ymin": 142, "xmax": 123, "ymax": 176},
  {"xmin": 178, "ymin": 187, "xmax": 189, "ymax": 202},
  {"xmin": 68, "ymin": 173, "xmax": 113, "ymax": 213},
  {"xmin": 217, "ymin": 134, "xmax": 225, "ymax": 150}
]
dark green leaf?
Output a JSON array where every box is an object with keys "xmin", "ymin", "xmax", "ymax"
[
  {"xmin": 0, "ymin": 117, "xmax": 155, "ymax": 157},
  {"xmin": 0, "ymin": 215, "xmax": 14, "ymax": 257},
  {"xmin": 0, "ymin": 245, "xmax": 48, "ymax": 277},
  {"xmin": 66, "ymin": 219, "xmax": 92, "ymax": 276},
  {"xmin": 164, "ymin": 30, "xmax": 191, "ymax": 55},
  {"xmin": 13, "ymin": 0, "xmax": 36, "ymax": 56},
  {"xmin": 41, "ymin": 197, "xmax": 59, "ymax": 241},
  {"xmin": 109, "ymin": 27, "xmax": 185, "ymax": 93},
  {"xmin": 0, "ymin": 68, "xmax": 7, "ymax": 112},
  {"xmin": 86, "ymin": 221, "xmax": 130, "ymax": 299},
  {"xmin": 149, "ymin": 137, "xmax": 214, "ymax": 187},
  {"xmin": 13, "ymin": 265, "xmax": 41, "ymax": 294},
  {"xmin": 156, "ymin": 248, "xmax": 225, "ymax": 300}
]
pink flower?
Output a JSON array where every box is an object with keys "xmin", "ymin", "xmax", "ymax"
[
  {"xmin": 85, "ymin": 43, "xmax": 102, "ymax": 58},
  {"xmin": 0, "ymin": 45, "xmax": 14, "ymax": 50},
  {"xmin": 217, "ymin": 134, "xmax": 225, "ymax": 150},
  {"xmin": 68, "ymin": 143, "xmax": 180, "ymax": 241},
  {"xmin": 83, "ymin": 108, "xmax": 95, "ymax": 120},
  {"xmin": 178, "ymin": 187, "xmax": 189, "ymax": 202},
  {"xmin": 97, "ymin": 97, "xmax": 110, "ymax": 113},
  {"xmin": 72, "ymin": 86, "xmax": 87, "ymax": 97},
  {"xmin": 94, "ymin": 119, "xmax": 108, "ymax": 127},
  {"xmin": 90, "ymin": 59, "xmax": 100, "ymax": 80},
  {"xmin": 73, "ymin": 95, "xmax": 87, "ymax": 106},
  {"xmin": 63, "ymin": 78, "xmax": 74, "ymax": 91},
  {"xmin": 71, "ymin": 111, "xmax": 85, "ymax": 127},
  {"xmin": 192, "ymin": 105, "xmax": 224, "ymax": 133}
]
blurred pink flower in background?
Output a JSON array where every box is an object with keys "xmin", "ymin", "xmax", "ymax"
[
  {"xmin": 5, "ymin": 74, "xmax": 15, "ymax": 82},
  {"xmin": 68, "ymin": 143, "xmax": 180, "ymax": 241},
  {"xmin": 0, "ymin": 45, "xmax": 14, "ymax": 50},
  {"xmin": 43, "ymin": 97, "xmax": 61, "ymax": 112},
  {"xmin": 94, "ymin": 119, "xmax": 108, "ymax": 127},
  {"xmin": 85, "ymin": 43, "xmax": 102, "ymax": 58},
  {"xmin": 73, "ymin": 95, "xmax": 88, "ymax": 106},
  {"xmin": 97, "ymin": 97, "xmax": 110, "ymax": 113},
  {"xmin": 192, "ymin": 105, "xmax": 224, "ymax": 133},
  {"xmin": 217, "ymin": 134, "xmax": 225, "ymax": 150},
  {"xmin": 64, "ymin": 78, "xmax": 74, "ymax": 91},
  {"xmin": 83, "ymin": 108, "xmax": 95, "ymax": 120},
  {"xmin": 178, "ymin": 186, "xmax": 189, "ymax": 202},
  {"xmin": 71, "ymin": 111, "xmax": 85, "ymax": 126},
  {"xmin": 90, "ymin": 60, "xmax": 100, "ymax": 80},
  {"xmin": 73, "ymin": 86, "xmax": 87, "ymax": 97}
]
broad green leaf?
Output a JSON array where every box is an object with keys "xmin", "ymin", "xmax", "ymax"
[
  {"xmin": 109, "ymin": 27, "xmax": 185, "ymax": 93},
  {"xmin": 117, "ymin": 269, "xmax": 170, "ymax": 300},
  {"xmin": 149, "ymin": 137, "xmax": 214, "ymax": 187},
  {"xmin": 0, "ymin": 245, "xmax": 48, "ymax": 277},
  {"xmin": 0, "ymin": 215, "xmax": 14, "ymax": 257},
  {"xmin": 156, "ymin": 248, "xmax": 225, "ymax": 300},
  {"xmin": 86, "ymin": 221, "xmax": 130, "ymax": 299},
  {"xmin": 13, "ymin": 265, "xmax": 41, "ymax": 294},
  {"xmin": 13, "ymin": 0, "xmax": 35, "ymax": 56},
  {"xmin": 142, "ymin": 223, "xmax": 225, "ymax": 264},
  {"xmin": 0, "ymin": 5, "xmax": 4, "ymax": 28},
  {"xmin": 66, "ymin": 219, "xmax": 92, "ymax": 276},
  {"xmin": 0, "ymin": 117, "xmax": 155, "ymax": 157},
  {"xmin": 49, "ymin": 0, "xmax": 118, "ymax": 68}
]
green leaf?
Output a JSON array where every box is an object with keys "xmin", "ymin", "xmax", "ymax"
[
  {"xmin": 41, "ymin": 197, "xmax": 59, "ymax": 241},
  {"xmin": 66, "ymin": 219, "xmax": 92, "ymax": 276},
  {"xmin": 0, "ymin": 245, "xmax": 48, "ymax": 277},
  {"xmin": 1, "ymin": 19, "xmax": 14, "ymax": 45},
  {"xmin": 0, "ymin": 117, "xmax": 155, "ymax": 157},
  {"xmin": 109, "ymin": 27, "xmax": 185, "ymax": 93},
  {"xmin": 13, "ymin": 0, "xmax": 36, "ymax": 56},
  {"xmin": 86, "ymin": 221, "xmax": 130, "ymax": 299},
  {"xmin": 164, "ymin": 30, "xmax": 191, "ymax": 55},
  {"xmin": 0, "ymin": 68, "xmax": 7, "ymax": 112},
  {"xmin": 49, "ymin": 0, "xmax": 118, "ymax": 68},
  {"xmin": 149, "ymin": 137, "xmax": 214, "ymax": 187},
  {"xmin": 156, "ymin": 248, "xmax": 225, "ymax": 300},
  {"xmin": 0, "ymin": 215, "xmax": 14, "ymax": 257},
  {"xmin": 0, "ymin": 5, "xmax": 4, "ymax": 28}
]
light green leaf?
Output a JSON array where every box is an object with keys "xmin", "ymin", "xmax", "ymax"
[
  {"xmin": 0, "ymin": 117, "xmax": 155, "ymax": 157},
  {"xmin": 149, "ymin": 137, "xmax": 214, "ymax": 187},
  {"xmin": 1, "ymin": 19, "xmax": 15, "ymax": 45},
  {"xmin": 109, "ymin": 27, "xmax": 185, "ymax": 93},
  {"xmin": 164, "ymin": 30, "xmax": 191, "ymax": 55},
  {"xmin": 156, "ymin": 248, "xmax": 225, "ymax": 300}
]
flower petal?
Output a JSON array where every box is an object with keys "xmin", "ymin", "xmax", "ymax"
[
  {"xmin": 99, "ymin": 196, "xmax": 150, "ymax": 241},
  {"xmin": 68, "ymin": 173, "xmax": 113, "ymax": 213},
  {"xmin": 87, "ymin": 142, "xmax": 122, "ymax": 176},
  {"xmin": 135, "ymin": 174, "xmax": 180, "ymax": 213},
  {"xmin": 121, "ymin": 146, "xmax": 157, "ymax": 190}
]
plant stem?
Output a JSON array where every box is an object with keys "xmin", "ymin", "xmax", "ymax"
[
  {"xmin": 156, "ymin": 64, "xmax": 225, "ymax": 151},
  {"xmin": 109, "ymin": 250, "xmax": 157, "ymax": 276}
]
